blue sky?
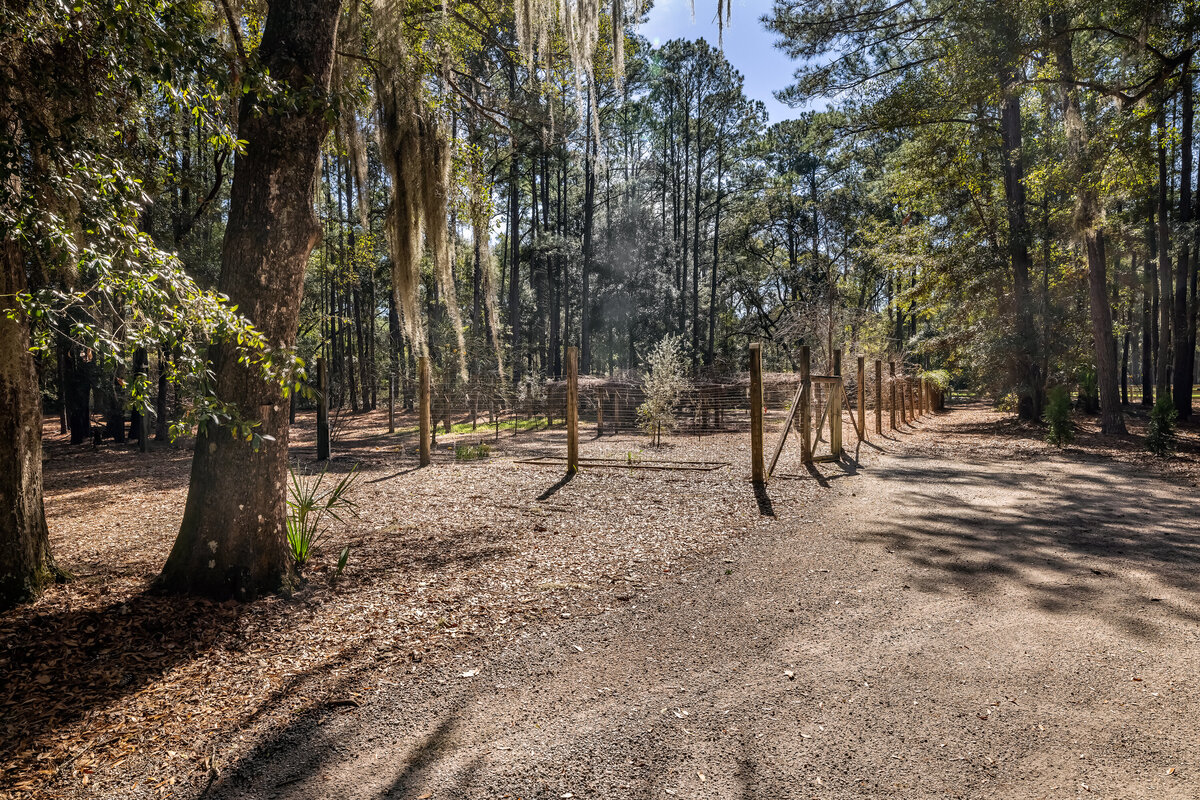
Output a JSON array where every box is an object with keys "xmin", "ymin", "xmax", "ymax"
[{"xmin": 638, "ymin": 0, "xmax": 805, "ymax": 123}]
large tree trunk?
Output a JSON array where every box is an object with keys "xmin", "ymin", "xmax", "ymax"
[
  {"xmin": 1174, "ymin": 65, "xmax": 1193, "ymax": 418},
  {"xmin": 999, "ymin": 82, "xmax": 1042, "ymax": 421},
  {"xmin": 158, "ymin": 0, "xmax": 341, "ymax": 600},
  {"xmin": 0, "ymin": 238, "xmax": 63, "ymax": 610}
]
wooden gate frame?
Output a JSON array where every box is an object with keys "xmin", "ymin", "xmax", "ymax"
[{"xmin": 764, "ymin": 345, "xmax": 852, "ymax": 477}]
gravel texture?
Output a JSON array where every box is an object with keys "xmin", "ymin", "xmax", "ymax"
[{"xmin": 204, "ymin": 403, "xmax": 1200, "ymax": 800}]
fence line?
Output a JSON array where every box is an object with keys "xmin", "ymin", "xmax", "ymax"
[{"xmin": 311, "ymin": 343, "xmax": 944, "ymax": 483}]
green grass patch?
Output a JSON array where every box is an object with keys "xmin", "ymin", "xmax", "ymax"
[{"xmin": 454, "ymin": 442, "xmax": 492, "ymax": 461}]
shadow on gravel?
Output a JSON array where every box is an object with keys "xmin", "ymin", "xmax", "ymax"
[
  {"xmin": 754, "ymin": 482, "xmax": 775, "ymax": 516},
  {"xmin": 537, "ymin": 470, "xmax": 576, "ymax": 500},
  {"xmin": 380, "ymin": 715, "xmax": 490, "ymax": 798},
  {"xmin": 857, "ymin": 448, "xmax": 1200, "ymax": 640}
]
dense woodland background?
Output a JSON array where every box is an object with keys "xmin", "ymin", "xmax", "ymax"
[{"xmin": 1, "ymin": 0, "xmax": 1198, "ymax": 608}]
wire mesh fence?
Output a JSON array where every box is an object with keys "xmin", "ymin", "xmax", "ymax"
[{"xmin": 311, "ymin": 349, "xmax": 939, "ymax": 479}]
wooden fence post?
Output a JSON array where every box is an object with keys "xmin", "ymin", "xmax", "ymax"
[
  {"xmin": 857, "ymin": 355, "xmax": 866, "ymax": 441},
  {"xmin": 800, "ymin": 345, "xmax": 812, "ymax": 464},
  {"xmin": 750, "ymin": 342, "xmax": 764, "ymax": 483},
  {"xmin": 418, "ymin": 356, "xmax": 431, "ymax": 467},
  {"xmin": 911, "ymin": 379, "xmax": 919, "ymax": 420},
  {"xmin": 388, "ymin": 374, "xmax": 396, "ymax": 434},
  {"xmin": 874, "ymin": 359, "xmax": 883, "ymax": 435},
  {"xmin": 900, "ymin": 374, "xmax": 908, "ymax": 426},
  {"xmin": 831, "ymin": 349, "xmax": 843, "ymax": 458},
  {"xmin": 889, "ymin": 361, "xmax": 897, "ymax": 430},
  {"xmin": 316, "ymin": 357, "xmax": 330, "ymax": 461},
  {"xmin": 566, "ymin": 346, "xmax": 579, "ymax": 473}
]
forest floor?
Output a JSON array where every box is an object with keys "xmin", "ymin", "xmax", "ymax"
[{"xmin": 2, "ymin": 400, "xmax": 1199, "ymax": 799}]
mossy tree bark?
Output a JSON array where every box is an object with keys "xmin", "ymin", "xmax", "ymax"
[{"xmin": 157, "ymin": 0, "xmax": 342, "ymax": 600}]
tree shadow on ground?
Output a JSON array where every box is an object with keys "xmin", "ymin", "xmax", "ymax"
[
  {"xmin": 2, "ymin": 518, "xmax": 514, "ymax": 782},
  {"xmin": 855, "ymin": 448, "xmax": 1200, "ymax": 640},
  {"xmin": 207, "ymin": 663, "xmax": 715, "ymax": 799},
  {"xmin": 0, "ymin": 592, "xmax": 243, "ymax": 765},
  {"xmin": 40, "ymin": 436, "xmax": 193, "ymax": 512}
]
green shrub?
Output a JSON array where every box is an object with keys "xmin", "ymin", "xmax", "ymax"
[
  {"xmin": 921, "ymin": 369, "xmax": 952, "ymax": 410},
  {"xmin": 638, "ymin": 335, "xmax": 690, "ymax": 445},
  {"xmin": 454, "ymin": 442, "xmax": 492, "ymax": 461},
  {"xmin": 920, "ymin": 369, "xmax": 952, "ymax": 392},
  {"xmin": 1146, "ymin": 394, "xmax": 1178, "ymax": 456},
  {"xmin": 994, "ymin": 392, "xmax": 1019, "ymax": 412},
  {"xmin": 1077, "ymin": 366, "xmax": 1098, "ymax": 413},
  {"xmin": 1043, "ymin": 385, "xmax": 1073, "ymax": 446},
  {"xmin": 286, "ymin": 462, "xmax": 359, "ymax": 567}
]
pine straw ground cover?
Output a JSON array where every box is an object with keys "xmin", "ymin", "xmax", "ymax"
[{"xmin": 1, "ymin": 407, "xmax": 837, "ymax": 799}]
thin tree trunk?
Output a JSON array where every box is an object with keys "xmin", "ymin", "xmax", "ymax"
[
  {"xmin": 692, "ymin": 102, "xmax": 703, "ymax": 371},
  {"xmin": 549, "ymin": 157, "xmax": 562, "ymax": 378},
  {"xmin": 560, "ymin": 160, "xmax": 570, "ymax": 374},
  {"xmin": 508, "ymin": 146, "xmax": 521, "ymax": 381},
  {"xmin": 1174, "ymin": 64, "xmax": 1193, "ymax": 417},
  {"xmin": 57, "ymin": 340, "xmax": 67, "ymax": 434},
  {"xmin": 1121, "ymin": 296, "xmax": 1130, "ymax": 406},
  {"xmin": 1157, "ymin": 112, "xmax": 1173, "ymax": 394},
  {"xmin": 1141, "ymin": 247, "xmax": 1154, "ymax": 406},
  {"xmin": 581, "ymin": 99, "xmax": 595, "ymax": 374},
  {"xmin": 707, "ymin": 147, "xmax": 721, "ymax": 366},
  {"xmin": 1054, "ymin": 22, "xmax": 1124, "ymax": 433},
  {"xmin": 1000, "ymin": 81, "xmax": 1042, "ymax": 420},
  {"xmin": 155, "ymin": 349, "xmax": 169, "ymax": 440},
  {"xmin": 679, "ymin": 85, "xmax": 690, "ymax": 338},
  {"xmin": 540, "ymin": 152, "xmax": 551, "ymax": 371},
  {"xmin": 159, "ymin": 0, "xmax": 342, "ymax": 600},
  {"xmin": 344, "ymin": 147, "xmax": 370, "ymax": 412},
  {"xmin": 62, "ymin": 334, "xmax": 91, "ymax": 444},
  {"xmin": 130, "ymin": 346, "xmax": 148, "ymax": 443}
]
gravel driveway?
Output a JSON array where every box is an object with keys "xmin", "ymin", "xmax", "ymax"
[{"xmin": 210, "ymin": 404, "xmax": 1200, "ymax": 800}]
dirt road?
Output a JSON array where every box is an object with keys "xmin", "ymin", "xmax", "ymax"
[{"xmin": 210, "ymin": 404, "xmax": 1200, "ymax": 799}]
